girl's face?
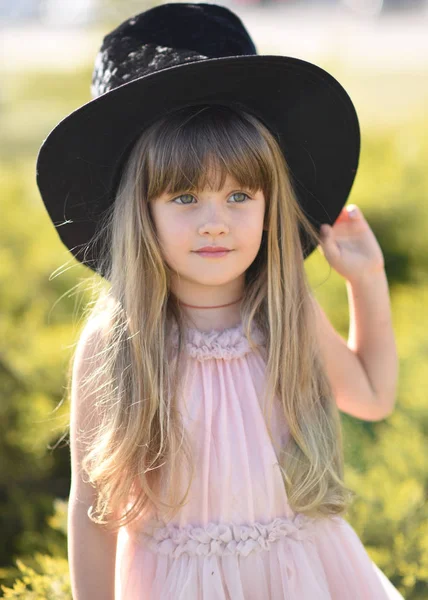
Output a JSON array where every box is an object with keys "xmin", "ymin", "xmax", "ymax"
[{"xmin": 149, "ymin": 172, "xmax": 266, "ymax": 306}]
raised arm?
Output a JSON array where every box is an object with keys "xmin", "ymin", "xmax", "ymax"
[{"xmin": 310, "ymin": 274, "xmax": 398, "ymax": 422}]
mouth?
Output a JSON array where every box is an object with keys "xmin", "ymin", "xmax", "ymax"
[{"xmin": 193, "ymin": 249, "xmax": 233, "ymax": 258}]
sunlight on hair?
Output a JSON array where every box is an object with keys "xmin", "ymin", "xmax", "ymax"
[{"xmin": 66, "ymin": 104, "xmax": 356, "ymax": 533}]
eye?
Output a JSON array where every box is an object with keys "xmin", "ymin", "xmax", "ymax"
[
  {"xmin": 171, "ymin": 192, "xmax": 251, "ymax": 205},
  {"xmin": 172, "ymin": 194, "xmax": 195, "ymax": 205},
  {"xmin": 230, "ymin": 192, "xmax": 250, "ymax": 203}
]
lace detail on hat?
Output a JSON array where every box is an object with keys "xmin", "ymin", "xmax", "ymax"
[
  {"xmin": 91, "ymin": 42, "xmax": 208, "ymax": 98},
  {"xmin": 169, "ymin": 322, "xmax": 266, "ymax": 361},
  {"xmin": 134, "ymin": 514, "xmax": 319, "ymax": 558}
]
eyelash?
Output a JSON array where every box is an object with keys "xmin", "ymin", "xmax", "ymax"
[{"xmin": 171, "ymin": 192, "xmax": 252, "ymax": 205}]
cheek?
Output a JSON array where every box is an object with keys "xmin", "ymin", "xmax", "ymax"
[
  {"xmin": 235, "ymin": 213, "xmax": 265, "ymax": 246},
  {"xmin": 152, "ymin": 207, "xmax": 177, "ymax": 237},
  {"xmin": 154, "ymin": 212, "xmax": 190, "ymax": 258}
]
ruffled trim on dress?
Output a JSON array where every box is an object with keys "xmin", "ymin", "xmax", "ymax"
[
  {"xmin": 133, "ymin": 514, "xmax": 319, "ymax": 558},
  {"xmin": 169, "ymin": 321, "xmax": 266, "ymax": 361},
  {"xmin": 119, "ymin": 515, "xmax": 405, "ymax": 600}
]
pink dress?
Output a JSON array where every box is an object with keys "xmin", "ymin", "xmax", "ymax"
[{"xmin": 115, "ymin": 321, "xmax": 404, "ymax": 599}]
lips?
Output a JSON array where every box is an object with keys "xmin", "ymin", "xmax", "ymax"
[
  {"xmin": 195, "ymin": 247, "xmax": 231, "ymax": 253},
  {"xmin": 194, "ymin": 247, "xmax": 232, "ymax": 258}
]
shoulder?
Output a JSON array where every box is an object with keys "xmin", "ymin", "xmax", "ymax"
[
  {"xmin": 77, "ymin": 311, "xmax": 112, "ymax": 351},
  {"xmin": 72, "ymin": 312, "xmax": 114, "ymax": 391}
]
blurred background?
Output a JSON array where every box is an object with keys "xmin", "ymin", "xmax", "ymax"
[{"xmin": 1, "ymin": 0, "xmax": 428, "ymax": 598}]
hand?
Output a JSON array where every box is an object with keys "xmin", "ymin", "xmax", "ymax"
[{"xmin": 317, "ymin": 205, "xmax": 385, "ymax": 284}]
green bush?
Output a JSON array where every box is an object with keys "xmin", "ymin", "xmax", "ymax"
[
  {"xmin": 1, "ymin": 555, "xmax": 71, "ymax": 600},
  {"xmin": 1, "ymin": 500, "xmax": 71, "ymax": 597}
]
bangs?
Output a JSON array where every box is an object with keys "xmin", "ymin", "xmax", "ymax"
[{"xmin": 142, "ymin": 104, "xmax": 273, "ymax": 201}]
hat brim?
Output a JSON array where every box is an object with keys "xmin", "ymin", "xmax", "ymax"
[{"xmin": 36, "ymin": 54, "xmax": 360, "ymax": 274}]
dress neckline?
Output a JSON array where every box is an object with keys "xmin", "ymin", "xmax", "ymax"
[
  {"xmin": 184, "ymin": 321, "xmax": 244, "ymax": 336},
  {"xmin": 169, "ymin": 320, "xmax": 266, "ymax": 361}
]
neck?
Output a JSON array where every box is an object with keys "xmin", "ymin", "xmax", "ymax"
[
  {"xmin": 173, "ymin": 295, "xmax": 243, "ymax": 332},
  {"xmin": 179, "ymin": 296, "xmax": 243, "ymax": 309}
]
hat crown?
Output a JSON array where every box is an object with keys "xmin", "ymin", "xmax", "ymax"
[{"xmin": 91, "ymin": 2, "xmax": 257, "ymax": 98}]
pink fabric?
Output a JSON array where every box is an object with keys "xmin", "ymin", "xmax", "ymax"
[{"xmin": 115, "ymin": 322, "xmax": 404, "ymax": 599}]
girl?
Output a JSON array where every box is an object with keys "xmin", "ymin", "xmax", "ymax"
[{"xmin": 36, "ymin": 3, "xmax": 402, "ymax": 599}]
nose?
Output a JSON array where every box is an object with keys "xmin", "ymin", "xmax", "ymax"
[
  {"xmin": 196, "ymin": 196, "xmax": 231, "ymax": 236},
  {"xmin": 198, "ymin": 207, "xmax": 230, "ymax": 236},
  {"xmin": 198, "ymin": 221, "xmax": 230, "ymax": 236}
]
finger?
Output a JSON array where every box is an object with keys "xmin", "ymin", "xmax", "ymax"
[
  {"xmin": 320, "ymin": 224, "xmax": 330, "ymax": 237},
  {"xmin": 319, "ymin": 226, "xmax": 340, "ymax": 262},
  {"xmin": 346, "ymin": 205, "xmax": 359, "ymax": 220},
  {"xmin": 336, "ymin": 208, "xmax": 349, "ymax": 221}
]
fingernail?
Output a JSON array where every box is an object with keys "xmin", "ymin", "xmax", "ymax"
[{"xmin": 347, "ymin": 206, "xmax": 358, "ymax": 219}]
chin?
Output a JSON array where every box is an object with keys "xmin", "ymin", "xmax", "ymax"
[{"xmin": 188, "ymin": 272, "xmax": 237, "ymax": 286}]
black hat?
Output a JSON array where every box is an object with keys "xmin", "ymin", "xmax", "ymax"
[{"xmin": 36, "ymin": 2, "xmax": 360, "ymax": 277}]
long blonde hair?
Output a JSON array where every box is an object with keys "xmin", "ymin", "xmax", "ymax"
[{"xmin": 68, "ymin": 103, "xmax": 355, "ymax": 533}]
